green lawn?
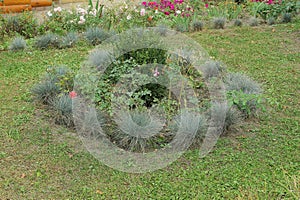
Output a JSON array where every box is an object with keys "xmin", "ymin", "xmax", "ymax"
[{"xmin": 0, "ymin": 21, "xmax": 299, "ymax": 199}]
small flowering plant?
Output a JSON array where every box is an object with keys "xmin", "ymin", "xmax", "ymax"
[{"xmin": 141, "ymin": 0, "xmax": 194, "ymax": 18}]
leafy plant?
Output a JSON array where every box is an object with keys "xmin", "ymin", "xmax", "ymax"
[
  {"xmin": 1, "ymin": 12, "xmax": 38, "ymax": 38},
  {"xmin": 224, "ymin": 72, "xmax": 263, "ymax": 116},
  {"xmin": 9, "ymin": 37, "xmax": 27, "ymax": 51}
]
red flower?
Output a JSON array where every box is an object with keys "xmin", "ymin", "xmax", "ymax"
[
  {"xmin": 205, "ymin": 3, "xmax": 209, "ymax": 8},
  {"xmin": 69, "ymin": 91, "xmax": 77, "ymax": 99},
  {"xmin": 164, "ymin": 11, "xmax": 170, "ymax": 15}
]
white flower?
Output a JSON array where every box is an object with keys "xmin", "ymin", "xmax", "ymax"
[
  {"xmin": 155, "ymin": 9, "xmax": 158, "ymax": 14},
  {"xmin": 127, "ymin": 14, "xmax": 132, "ymax": 20},
  {"xmin": 77, "ymin": 7, "xmax": 87, "ymax": 15},
  {"xmin": 78, "ymin": 16, "xmax": 86, "ymax": 24},
  {"xmin": 176, "ymin": 10, "xmax": 181, "ymax": 14},
  {"xmin": 54, "ymin": 7, "xmax": 62, "ymax": 12},
  {"xmin": 140, "ymin": 8, "xmax": 146, "ymax": 16},
  {"xmin": 47, "ymin": 11, "xmax": 52, "ymax": 17},
  {"xmin": 89, "ymin": 9, "xmax": 97, "ymax": 17}
]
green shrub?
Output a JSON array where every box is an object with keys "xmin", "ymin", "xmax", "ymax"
[
  {"xmin": 1, "ymin": 12, "xmax": 38, "ymax": 38},
  {"xmin": 9, "ymin": 37, "xmax": 27, "ymax": 51}
]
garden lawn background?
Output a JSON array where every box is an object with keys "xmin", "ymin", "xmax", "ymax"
[{"xmin": 0, "ymin": 20, "xmax": 299, "ymax": 199}]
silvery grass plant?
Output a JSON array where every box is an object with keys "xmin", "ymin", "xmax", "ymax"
[{"xmin": 9, "ymin": 37, "xmax": 27, "ymax": 51}]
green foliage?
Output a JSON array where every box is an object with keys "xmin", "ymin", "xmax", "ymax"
[
  {"xmin": 252, "ymin": 0, "xmax": 299, "ymax": 20},
  {"xmin": 0, "ymin": 12, "xmax": 38, "ymax": 38},
  {"xmin": 9, "ymin": 37, "xmax": 27, "ymax": 51},
  {"xmin": 224, "ymin": 72, "xmax": 263, "ymax": 116},
  {"xmin": 213, "ymin": 17, "xmax": 226, "ymax": 29}
]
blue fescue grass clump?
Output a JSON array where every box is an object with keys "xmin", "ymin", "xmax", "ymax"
[
  {"xmin": 213, "ymin": 17, "xmax": 226, "ymax": 29},
  {"xmin": 234, "ymin": 19, "xmax": 243, "ymax": 27},
  {"xmin": 35, "ymin": 33, "xmax": 59, "ymax": 50},
  {"xmin": 282, "ymin": 13, "xmax": 292, "ymax": 23},
  {"xmin": 192, "ymin": 20, "xmax": 204, "ymax": 31},
  {"xmin": 50, "ymin": 94, "xmax": 73, "ymax": 127},
  {"xmin": 85, "ymin": 27, "xmax": 109, "ymax": 46},
  {"xmin": 249, "ymin": 17, "xmax": 259, "ymax": 27},
  {"xmin": 59, "ymin": 32, "xmax": 78, "ymax": 49},
  {"xmin": 9, "ymin": 37, "xmax": 27, "ymax": 51}
]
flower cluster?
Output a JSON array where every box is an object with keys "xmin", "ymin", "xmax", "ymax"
[{"xmin": 141, "ymin": 0, "xmax": 193, "ymax": 17}]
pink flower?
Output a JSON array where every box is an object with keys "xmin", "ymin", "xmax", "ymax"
[
  {"xmin": 140, "ymin": 8, "xmax": 146, "ymax": 16},
  {"xmin": 142, "ymin": 1, "xmax": 147, "ymax": 6},
  {"xmin": 267, "ymin": 0, "xmax": 273, "ymax": 4},
  {"xmin": 205, "ymin": 3, "xmax": 209, "ymax": 8},
  {"xmin": 153, "ymin": 67, "xmax": 160, "ymax": 77},
  {"xmin": 69, "ymin": 91, "xmax": 77, "ymax": 99},
  {"xmin": 164, "ymin": 11, "xmax": 170, "ymax": 15}
]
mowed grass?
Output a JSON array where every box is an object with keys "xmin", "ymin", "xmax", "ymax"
[{"xmin": 0, "ymin": 21, "xmax": 299, "ymax": 199}]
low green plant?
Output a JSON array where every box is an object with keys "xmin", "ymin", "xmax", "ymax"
[
  {"xmin": 9, "ymin": 37, "xmax": 27, "ymax": 51},
  {"xmin": 1, "ymin": 12, "xmax": 38, "ymax": 38},
  {"xmin": 224, "ymin": 72, "xmax": 263, "ymax": 116}
]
